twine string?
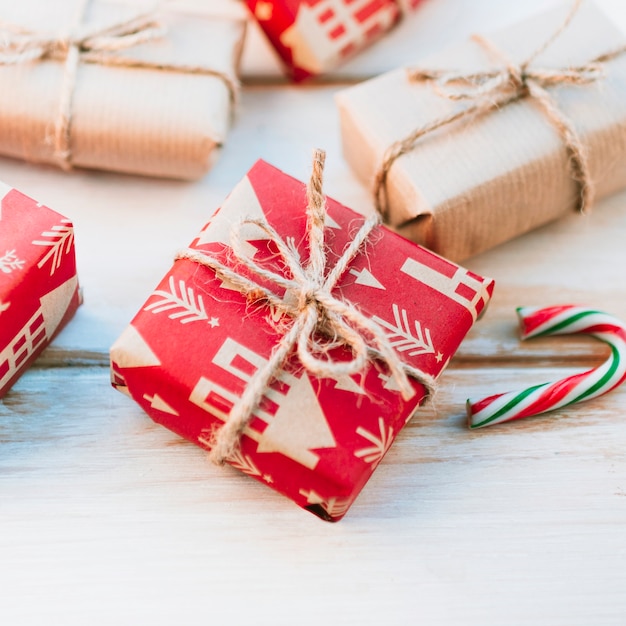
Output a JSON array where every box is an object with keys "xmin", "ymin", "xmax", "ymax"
[
  {"xmin": 373, "ymin": 0, "xmax": 626, "ymax": 221},
  {"xmin": 0, "ymin": 1, "xmax": 238, "ymax": 169},
  {"xmin": 175, "ymin": 149, "xmax": 437, "ymax": 465}
]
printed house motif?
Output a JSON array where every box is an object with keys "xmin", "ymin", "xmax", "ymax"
[
  {"xmin": 110, "ymin": 160, "xmax": 495, "ymax": 521},
  {"xmin": 248, "ymin": 0, "xmax": 400, "ymax": 80},
  {"xmin": 0, "ymin": 182, "xmax": 80, "ymax": 397}
]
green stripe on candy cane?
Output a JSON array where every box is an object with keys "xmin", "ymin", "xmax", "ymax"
[{"xmin": 467, "ymin": 306, "xmax": 626, "ymax": 429}]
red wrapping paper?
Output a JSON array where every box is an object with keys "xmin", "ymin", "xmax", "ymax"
[
  {"xmin": 110, "ymin": 160, "xmax": 494, "ymax": 520},
  {"xmin": 247, "ymin": 0, "xmax": 401, "ymax": 80},
  {"xmin": 0, "ymin": 182, "xmax": 80, "ymax": 397}
]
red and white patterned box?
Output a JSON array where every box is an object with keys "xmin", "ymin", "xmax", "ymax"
[
  {"xmin": 110, "ymin": 160, "xmax": 494, "ymax": 520},
  {"xmin": 0, "ymin": 182, "xmax": 81, "ymax": 397},
  {"xmin": 247, "ymin": 0, "xmax": 401, "ymax": 80}
]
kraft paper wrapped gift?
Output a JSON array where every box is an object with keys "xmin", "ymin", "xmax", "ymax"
[
  {"xmin": 246, "ymin": 0, "xmax": 400, "ymax": 81},
  {"xmin": 0, "ymin": 181, "xmax": 81, "ymax": 398},
  {"xmin": 0, "ymin": 1, "xmax": 245, "ymax": 179},
  {"xmin": 110, "ymin": 158, "xmax": 494, "ymax": 521},
  {"xmin": 336, "ymin": 1, "xmax": 626, "ymax": 261}
]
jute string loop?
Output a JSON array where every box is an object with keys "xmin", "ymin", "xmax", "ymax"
[
  {"xmin": 373, "ymin": 0, "xmax": 626, "ymax": 221},
  {"xmin": 175, "ymin": 149, "xmax": 436, "ymax": 465},
  {"xmin": 0, "ymin": 0, "xmax": 239, "ymax": 169}
]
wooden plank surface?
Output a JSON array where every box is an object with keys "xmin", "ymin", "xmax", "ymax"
[
  {"xmin": 2, "ymin": 365, "xmax": 625, "ymax": 624},
  {"xmin": 2, "ymin": 1, "xmax": 626, "ymax": 624}
]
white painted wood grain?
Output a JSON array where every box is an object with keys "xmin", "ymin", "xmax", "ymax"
[{"xmin": 1, "ymin": 366, "xmax": 625, "ymax": 625}]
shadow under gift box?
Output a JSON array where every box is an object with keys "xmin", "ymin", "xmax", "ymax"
[
  {"xmin": 336, "ymin": 1, "xmax": 626, "ymax": 262},
  {"xmin": 0, "ymin": 182, "xmax": 81, "ymax": 398},
  {"xmin": 0, "ymin": 1, "xmax": 245, "ymax": 179},
  {"xmin": 109, "ymin": 160, "xmax": 494, "ymax": 521}
]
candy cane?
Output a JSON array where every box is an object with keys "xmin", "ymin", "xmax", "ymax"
[{"xmin": 467, "ymin": 305, "xmax": 626, "ymax": 429}]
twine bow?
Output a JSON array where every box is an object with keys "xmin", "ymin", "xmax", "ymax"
[
  {"xmin": 176, "ymin": 149, "xmax": 436, "ymax": 465},
  {"xmin": 373, "ymin": 0, "xmax": 626, "ymax": 221},
  {"xmin": 0, "ymin": 0, "xmax": 238, "ymax": 169}
]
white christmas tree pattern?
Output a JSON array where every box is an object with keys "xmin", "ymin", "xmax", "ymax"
[
  {"xmin": 354, "ymin": 417, "xmax": 394, "ymax": 465},
  {"xmin": 373, "ymin": 304, "xmax": 435, "ymax": 357},
  {"xmin": 190, "ymin": 337, "xmax": 336, "ymax": 470},
  {"xmin": 33, "ymin": 220, "xmax": 74, "ymax": 276},
  {"xmin": 0, "ymin": 249, "xmax": 25, "ymax": 274},
  {"xmin": 144, "ymin": 276, "xmax": 216, "ymax": 325}
]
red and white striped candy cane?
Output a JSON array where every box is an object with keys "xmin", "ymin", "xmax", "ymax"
[{"xmin": 467, "ymin": 305, "xmax": 626, "ymax": 429}]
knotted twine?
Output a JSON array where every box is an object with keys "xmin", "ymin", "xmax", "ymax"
[
  {"xmin": 0, "ymin": 0, "xmax": 238, "ymax": 170},
  {"xmin": 373, "ymin": 0, "xmax": 626, "ymax": 222},
  {"xmin": 176, "ymin": 149, "xmax": 437, "ymax": 465}
]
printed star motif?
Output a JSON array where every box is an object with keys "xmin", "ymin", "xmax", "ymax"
[
  {"xmin": 435, "ymin": 352, "xmax": 443, "ymax": 362},
  {"xmin": 263, "ymin": 474, "xmax": 274, "ymax": 483},
  {"xmin": 0, "ymin": 301, "xmax": 9, "ymax": 313},
  {"xmin": 255, "ymin": 1, "xmax": 273, "ymax": 20},
  {"xmin": 209, "ymin": 317, "xmax": 220, "ymax": 328}
]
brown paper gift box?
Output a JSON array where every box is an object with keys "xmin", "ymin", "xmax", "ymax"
[
  {"xmin": 336, "ymin": 1, "xmax": 626, "ymax": 262},
  {"xmin": 0, "ymin": 1, "xmax": 245, "ymax": 180}
]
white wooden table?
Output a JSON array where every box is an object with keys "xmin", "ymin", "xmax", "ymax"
[{"xmin": 2, "ymin": 1, "xmax": 626, "ymax": 624}]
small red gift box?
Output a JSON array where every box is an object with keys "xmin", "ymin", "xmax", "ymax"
[
  {"xmin": 110, "ymin": 159, "xmax": 494, "ymax": 520},
  {"xmin": 247, "ymin": 0, "xmax": 401, "ymax": 81},
  {"xmin": 0, "ymin": 182, "xmax": 80, "ymax": 397}
]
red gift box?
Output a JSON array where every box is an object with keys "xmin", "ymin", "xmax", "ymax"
[
  {"xmin": 247, "ymin": 0, "xmax": 401, "ymax": 80},
  {"xmin": 0, "ymin": 182, "xmax": 80, "ymax": 397},
  {"xmin": 110, "ymin": 159, "xmax": 494, "ymax": 520}
]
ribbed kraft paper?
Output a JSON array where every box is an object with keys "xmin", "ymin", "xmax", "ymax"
[
  {"xmin": 336, "ymin": 1, "xmax": 626, "ymax": 261},
  {"xmin": 0, "ymin": 1, "xmax": 246, "ymax": 179}
]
